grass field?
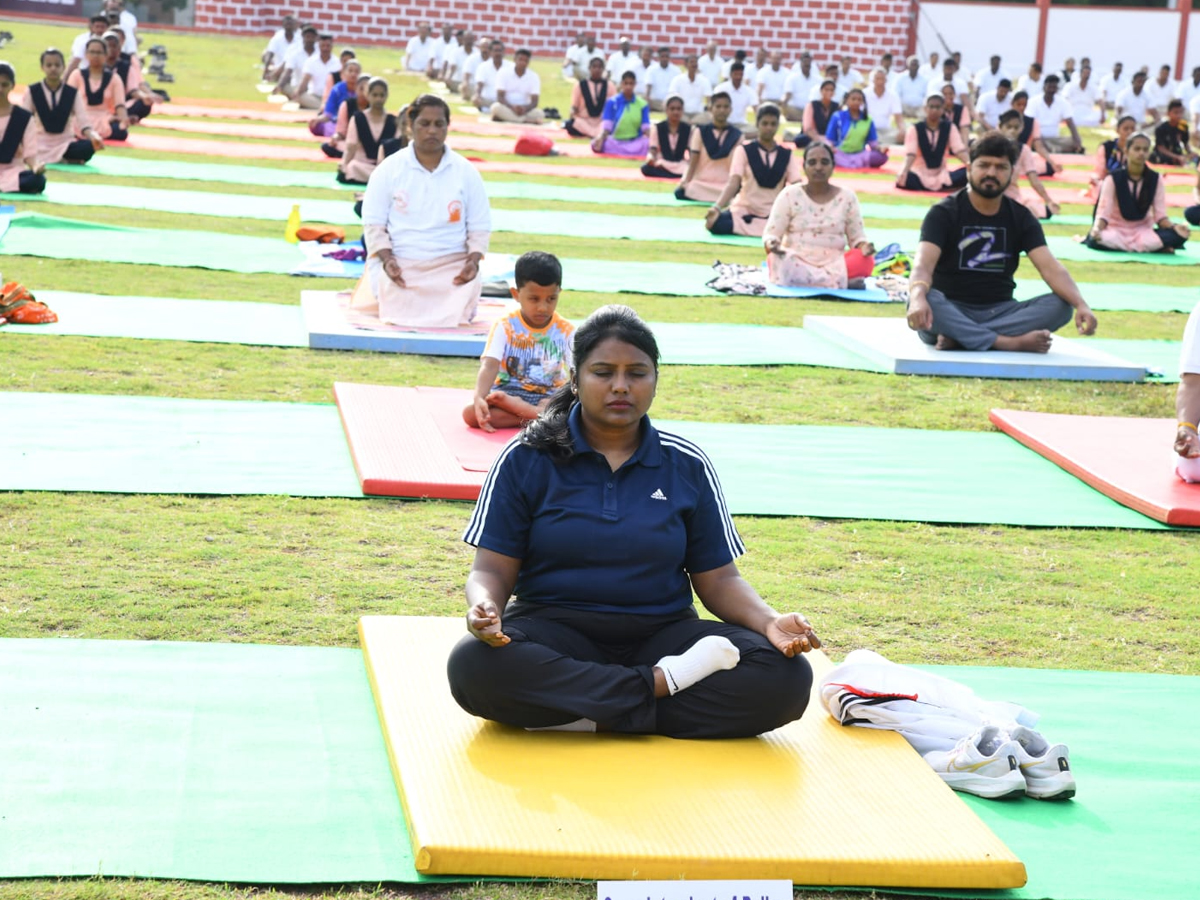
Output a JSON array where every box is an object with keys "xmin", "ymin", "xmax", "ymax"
[{"xmin": 0, "ymin": 16, "xmax": 1196, "ymax": 900}]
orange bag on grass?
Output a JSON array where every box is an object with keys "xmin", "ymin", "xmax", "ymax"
[
  {"xmin": 0, "ymin": 281, "xmax": 57, "ymax": 324},
  {"xmin": 295, "ymin": 225, "xmax": 345, "ymax": 244}
]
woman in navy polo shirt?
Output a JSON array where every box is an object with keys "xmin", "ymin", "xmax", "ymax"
[{"xmin": 448, "ymin": 305, "xmax": 821, "ymax": 739}]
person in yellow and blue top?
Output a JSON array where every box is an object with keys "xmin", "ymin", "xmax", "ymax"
[
  {"xmin": 462, "ymin": 251, "xmax": 575, "ymax": 432},
  {"xmin": 449, "ymin": 304, "xmax": 822, "ymax": 738}
]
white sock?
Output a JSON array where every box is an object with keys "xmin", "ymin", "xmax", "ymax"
[
  {"xmin": 656, "ymin": 635, "xmax": 740, "ymax": 696},
  {"xmin": 525, "ymin": 718, "xmax": 597, "ymax": 733}
]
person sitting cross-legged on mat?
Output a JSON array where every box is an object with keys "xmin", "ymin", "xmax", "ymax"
[
  {"xmin": 21, "ymin": 48, "xmax": 104, "ymax": 165},
  {"xmin": 1086, "ymin": 133, "xmax": 1191, "ymax": 254},
  {"xmin": 592, "ymin": 71, "xmax": 650, "ymax": 157},
  {"xmin": 895, "ymin": 94, "xmax": 968, "ymax": 192},
  {"xmin": 763, "ymin": 142, "xmax": 875, "ymax": 290},
  {"xmin": 824, "ymin": 87, "xmax": 886, "ymax": 169},
  {"xmin": 997, "ymin": 109, "xmax": 1060, "ymax": 220},
  {"xmin": 1173, "ymin": 301, "xmax": 1200, "ymax": 482},
  {"xmin": 448, "ymin": 304, "xmax": 820, "ymax": 738},
  {"xmin": 563, "ymin": 56, "xmax": 612, "ymax": 139},
  {"xmin": 641, "ymin": 94, "xmax": 691, "ymax": 179},
  {"xmin": 705, "ymin": 103, "xmax": 802, "ymax": 236},
  {"xmin": 0, "ymin": 62, "xmax": 46, "ymax": 194},
  {"xmin": 674, "ymin": 91, "xmax": 741, "ymax": 203},
  {"xmin": 323, "ymin": 71, "xmax": 369, "ymax": 159},
  {"xmin": 906, "ymin": 130, "xmax": 1097, "ymax": 353},
  {"xmin": 490, "ymin": 48, "xmax": 544, "ymax": 125},
  {"xmin": 102, "ymin": 28, "xmax": 156, "ymax": 124},
  {"xmin": 67, "ymin": 37, "xmax": 128, "ymax": 142},
  {"xmin": 338, "ymin": 77, "xmax": 401, "ymax": 185},
  {"xmin": 310, "ymin": 58, "xmax": 360, "ymax": 140},
  {"xmin": 361, "ymin": 94, "xmax": 491, "ymax": 328},
  {"xmin": 462, "ymin": 251, "xmax": 574, "ymax": 432}
]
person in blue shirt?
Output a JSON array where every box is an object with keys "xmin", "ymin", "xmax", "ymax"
[
  {"xmin": 309, "ymin": 56, "xmax": 359, "ymax": 139},
  {"xmin": 448, "ymin": 305, "xmax": 821, "ymax": 739}
]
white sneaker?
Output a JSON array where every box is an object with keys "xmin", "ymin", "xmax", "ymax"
[
  {"xmin": 923, "ymin": 725, "xmax": 1026, "ymax": 799},
  {"xmin": 1010, "ymin": 725, "xmax": 1076, "ymax": 800}
]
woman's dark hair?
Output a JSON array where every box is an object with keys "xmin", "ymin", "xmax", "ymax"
[
  {"xmin": 407, "ymin": 93, "xmax": 450, "ymax": 124},
  {"xmin": 756, "ymin": 102, "xmax": 781, "ymax": 124},
  {"xmin": 998, "ymin": 108, "xmax": 1022, "ymax": 126},
  {"xmin": 1128, "ymin": 132, "xmax": 1152, "ymax": 150},
  {"xmin": 522, "ymin": 305, "xmax": 660, "ymax": 459},
  {"xmin": 40, "ymin": 47, "xmax": 65, "ymax": 65},
  {"xmin": 1115, "ymin": 115, "xmax": 1137, "ymax": 129},
  {"xmin": 0, "ymin": 62, "xmax": 13, "ymax": 83},
  {"xmin": 970, "ymin": 130, "xmax": 1019, "ymax": 164},
  {"xmin": 85, "ymin": 37, "xmax": 106, "ymax": 53}
]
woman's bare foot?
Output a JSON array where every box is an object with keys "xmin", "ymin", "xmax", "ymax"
[
  {"xmin": 934, "ymin": 334, "xmax": 962, "ymax": 350},
  {"xmin": 993, "ymin": 330, "xmax": 1053, "ymax": 353}
]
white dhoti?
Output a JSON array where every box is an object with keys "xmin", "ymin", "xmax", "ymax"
[{"xmin": 367, "ymin": 251, "xmax": 482, "ymax": 328}]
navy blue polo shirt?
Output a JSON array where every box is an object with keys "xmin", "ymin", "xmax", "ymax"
[{"xmin": 462, "ymin": 405, "xmax": 745, "ymax": 615}]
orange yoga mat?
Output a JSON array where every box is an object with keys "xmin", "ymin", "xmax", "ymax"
[
  {"xmin": 988, "ymin": 409, "xmax": 1200, "ymax": 527},
  {"xmin": 334, "ymin": 383, "xmax": 512, "ymax": 499}
]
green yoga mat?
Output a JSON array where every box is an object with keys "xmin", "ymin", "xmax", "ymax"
[
  {"xmin": 4, "ymin": 636, "xmax": 1196, "ymax": 900},
  {"xmin": 0, "ymin": 638, "xmax": 432, "ymax": 883},
  {"xmin": 1014, "ymin": 280, "xmax": 1198, "ymax": 313},
  {"xmin": 659, "ymin": 419, "xmax": 1165, "ymax": 529},
  {"xmin": 0, "ymin": 392, "xmax": 363, "ymax": 497},
  {"xmin": 1084, "ymin": 338, "xmax": 1181, "ymax": 382},
  {"xmin": 0, "ymin": 212, "xmax": 315, "ymax": 275},
  {"xmin": 2, "ymin": 291, "xmax": 309, "ymax": 347}
]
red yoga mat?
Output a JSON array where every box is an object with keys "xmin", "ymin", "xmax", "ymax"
[
  {"xmin": 988, "ymin": 409, "xmax": 1200, "ymax": 527},
  {"xmin": 334, "ymin": 383, "xmax": 512, "ymax": 499}
]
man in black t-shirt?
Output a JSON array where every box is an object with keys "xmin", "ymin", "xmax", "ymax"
[{"xmin": 906, "ymin": 131, "xmax": 1097, "ymax": 352}]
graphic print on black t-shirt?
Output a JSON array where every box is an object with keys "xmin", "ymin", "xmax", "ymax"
[{"xmin": 956, "ymin": 225, "xmax": 1010, "ymax": 272}]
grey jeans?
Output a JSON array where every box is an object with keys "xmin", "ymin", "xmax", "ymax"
[{"xmin": 912, "ymin": 289, "xmax": 1074, "ymax": 351}]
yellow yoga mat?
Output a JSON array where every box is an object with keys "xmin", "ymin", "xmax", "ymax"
[{"xmin": 359, "ymin": 616, "xmax": 1026, "ymax": 888}]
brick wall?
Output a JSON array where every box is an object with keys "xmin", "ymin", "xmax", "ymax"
[{"xmin": 193, "ymin": 0, "xmax": 914, "ymax": 68}]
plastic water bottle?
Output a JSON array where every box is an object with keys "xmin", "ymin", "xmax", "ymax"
[{"xmin": 285, "ymin": 203, "xmax": 301, "ymax": 243}]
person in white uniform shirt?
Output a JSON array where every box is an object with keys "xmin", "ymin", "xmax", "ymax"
[
  {"xmin": 1174, "ymin": 66, "xmax": 1200, "ymax": 110},
  {"xmin": 1015, "ymin": 62, "xmax": 1043, "ymax": 95},
  {"xmin": 104, "ymin": 0, "xmax": 137, "ymax": 54},
  {"xmin": 430, "ymin": 24, "xmax": 459, "ymax": 81},
  {"xmin": 698, "ymin": 42, "xmax": 724, "ymax": 85},
  {"xmin": 917, "ymin": 51, "xmax": 940, "ymax": 82},
  {"xmin": 1146, "ymin": 64, "xmax": 1173, "ymax": 123},
  {"xmin": 294, "ymin": 33, "xmax": 340, "ymax": 109},
  {"xmin": 1116, "ymin": 71, "xmax": 1155, "ymax": 124},
  {"xmin": 783, "ymin": 51, "xmax": 819, "ymax": 121},
  {"xmin": 974, "ymin": 56, "xmax": 1006, "ymax": 97},
  {"xmin": 606, "ymin": 37, "xmax": 638, "ymax": 83},
  {"xmin": 68, "ymin": 14, "xmax": 110, "ymax": 76},
  {"xmin": 573, "ymin": 34, "xmax": 604, "ymax": 80},
  {"xmin": 1028, "ymin": 75, "xmax": 1083, "ymax": 152},
  {"xmin": 361, "ymin": 94, "xmax": 491, "ymax": 329},
  {"xmin": 645, "ymin": 47, "xmax": 681, "ymax": 111},
  {"xmin": 473, "ymin": 41, "xmax": 512, "ymax": 111},
  {"xmin": 669, "ymin": 54, "xmax": 712, "ymax": 124},
  {"xmin": 974, "ymin": 79, "xmax": 1012, "ymax": 129},
  {"xmin": 716, "ymin": 62, "xmax": 757, "ymax": 131},
  {"xmin": 405, "ymin": 24, "xmax": 435, "ymax": 74},
  {"xmin": 756, "ymin": 51, "xmax": 789, "ymax": 105},
  {"xmin": 492, "ymin": 49, "xmax": 544, "ymax": 123},
  {"xmin": 1063, "ymin": 66, "xmax": 1101, "ymax": 127},
  {"xmin": 631, "ymin": 45, "xmax": 654, "ymax": 94},
  {"xmin": 927, "ymin": 59, "xmax": 969, "ymax": 102},
  {"xmin": 262, "ymin": 15, "xmax": 300, "ymax": 82},
  {"xmin": 562, "ymin": 33, "xmax": 587, "ymax": 81},
  {"xmin": 836, "ymin": 55, "xmax": 864, "ymax": 98},
  {"xmin": 1097, "ymin": 62, "xmax": 1129, "ymax": 111},
  {"xmin": 273, "ymin": 24, "xmax": 316, "ymax": 97},
  {"xmin": 864, "ymin": 67, "xmax": 905, "ymax": 144},
  {"xmin": 894, "ymin": 55, "xmax": 929, "ymax": 117},
  {"xmin": 447, "ymin": 32, "xmax": 479, "ymax": 96}
]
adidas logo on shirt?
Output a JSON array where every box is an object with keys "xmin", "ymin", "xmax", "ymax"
[{"xmin": 650, "ymin": 488, "xmax": 668, "ymax": 500}]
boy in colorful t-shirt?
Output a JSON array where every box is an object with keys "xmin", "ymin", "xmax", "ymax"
[{"xmin": 462, "ymin": 251, "xmax": 574, "ymax": 431}]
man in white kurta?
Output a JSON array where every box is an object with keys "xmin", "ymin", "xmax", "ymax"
[{"xmin": 361, "ymin": 99, "xmax": 492, "ymax": 328}]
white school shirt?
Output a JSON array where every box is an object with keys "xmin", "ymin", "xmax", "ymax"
[
  {"xmin": 361, "ymin": 145, "xmax": 492, "ymax": 260},
  {"xmin": 926, "ymin": 76, "xmax": 968, "ymax": 99},
  {"xmin": 864, "ymin": 86, "xmax": 902, "ymax": 124},
  {"xmin": 1097, "ymin": 72, "xmax": 1129, "ymax": 102},
  {"xmin": 631, "ymin": 61, "xmax": 653, "ymax": 93},
  {"xmin": 917, "ymin": 62, "xmax": 939, "ymax": 81},
  {"xmin": 606, "ymin": 50, "xmax": 639, "ymax": 82},
  {"xmin": 1145, "ymin": 79, "xmax": 1173, "ymax": 113},
  {"xmin": 1115, "ymin": 86, "xmax": 1151, "ymax": 122},
  {"xmin": 784, "ymin": 68, "xmax": 820, "ymax": 106},
  {"xmin": 756, "ymin": 65, "xmax": 789, "ymax": 102},
  {"xmin": 119, "ymin": 9, "xmax": 137, "ymax": 54},
  {"xmin": 714, "ymin": 80, "xmax": 756, "ymax": 127},
  {"xmin": 1191, "ymin": 94, "xmax": 1200, "ymax": 121},
  {"xmin": 667, "ymin": 72, "xmax": 712, "ymax": 115},
  {"xmin": 1027, "ymin": 95, "xmax": 1071, "ymax": 135},
  {"xmin": 1015, "ymin": 73, "xmax": 1042, "ymax": 94},
  {"xmin": 281, "ymin": 43, "xmax": 312, "ymax": 78},
  {"xmin": 497, "ymin": 68, "xmax": 540, "ymax": 107},
  {"xmin": 473, "ymin": 59, "xmax": 512, "ymax": 104},
  {"xmin": 404, "ymin": 36, "xmax": 433, "ymax": 72},
  {"xmin": 836, "ymin": 67, "xmax": 864, "ymax": 98},
  {"xmin": 724, "ymin": 59, "xmax": 757, "ymax": 86},
  {"xmin": 1181, "ymin": 301, "xmax": 1200, "ymax": 375},
  {"xmin": 460, "ymin": 48, "xmax": 483, "ymax": 81},
  {"xmin": 301, "ymin": 54, "xmax": 341, "ymax": 91},
  {"xmin": 894, "ymin": 72, "xmax": 929, "ymax": 109},
  {"xmin": 974, "ymin": 66, "xmax": 1006, "ymax": 95},
  {"xmin": 264, "ymin": 29, "xmax": 298, "ymax": 65},
  {"xmin": 975, "ymin": 90, "xmax": 1011, "ymax": 127},
  {"xmin": 1062, "ymin": 81, "xmax": 1098, "ymax": 122},
  {"xmin": 697, "ymin": 54, "xmax": 724, "ymax": 85},
  {"xmin": 646, "ymin": 62, "xmax": 681, "ymax": 103},
  {"xmin": 70, "ymin": 30, "xmax": 91, "ymax": 61},
  {"xmin": 1174, "ymin": 77, "xmax": 1200, "ymax": 108}
]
